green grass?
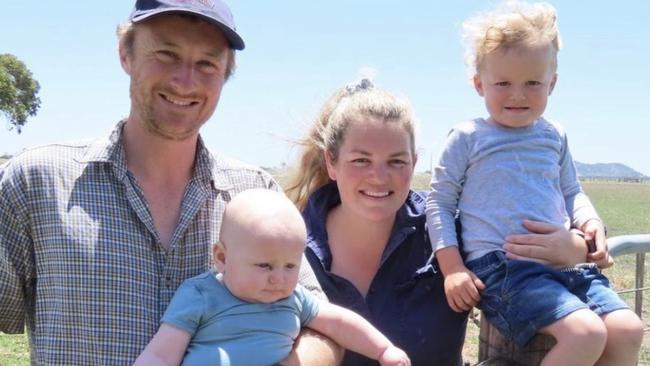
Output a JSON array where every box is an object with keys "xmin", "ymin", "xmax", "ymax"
[
  {"xmin": 2, "ymin": 180, "xmax": 649, "ymax": 365},
  {"xmin": 0, "ymin": 333, "xmax": 29, "ymax": 366},
  {"xmin": 585, "ymin": 182, "xmax": 650, "ymax": 365},
  {"xmin": 583, "ymin": 182, "xmax": 650, "ymax": 237}
]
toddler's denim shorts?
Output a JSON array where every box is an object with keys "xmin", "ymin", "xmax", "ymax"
[{"xmin": 466, "ymin": 251, "xmax": 629, "ymax": 346}]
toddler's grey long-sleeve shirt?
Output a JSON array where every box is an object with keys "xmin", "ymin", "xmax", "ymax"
[{"xmin": 426, "ymin": 118, "xmax": 598, "ymax": 262}]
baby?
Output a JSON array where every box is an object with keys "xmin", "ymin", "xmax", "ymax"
[
  {"xmin": 135, "ymin": 189, "xmax": 410, "ymax": 366},
  {"xmin": 426, "ymin": 1, "xmax": 643, "ymax": 365}
]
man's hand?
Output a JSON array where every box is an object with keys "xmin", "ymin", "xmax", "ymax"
[
  {"xmin": 443, "ymin": 266, "xmax": 484, "ymax": 313},
  {"xmin": 378, "ymin": 345, "xmax": 411, "ymax": 366},
  {"xmin": 278, "ymin": 328, "xmax": 343, "ymax": 366},
  {"xmin": 582, "ymin": 219, "xmax": 613, "ymax": 268}
]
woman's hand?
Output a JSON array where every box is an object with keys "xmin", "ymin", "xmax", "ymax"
[
  {"xmin": 582, "ymin": 219, "xmax": 613, "ymax": 268},
  {"xmin": 503, "ymin": 220, "xmax": 588, "ymax": 268}
]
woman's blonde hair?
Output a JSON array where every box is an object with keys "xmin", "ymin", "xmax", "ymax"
[
  {"xmin": 462, "ymin": 0, "xmax": 562, "ymax": 73},
  {"xmin": 285, "ymin": 79, "xmax": 416, "ymax": 211}
]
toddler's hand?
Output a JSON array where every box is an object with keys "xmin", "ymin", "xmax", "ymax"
[
  {"xmin": 443, "ymin": 266, "xmax": 484, "ymax": 313},
  {"xmin": 378, "ymin": 345, "xmax": 410, "ymax": 366},
  {"xmin": 583, "ymin": 219, "xmax": 613, "ymax": 268}
]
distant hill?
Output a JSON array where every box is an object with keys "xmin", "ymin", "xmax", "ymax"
[
  {"xmin": 575, "ymin": 161, "xmax": 646, "ymax": 178},
  {"xmin": 0, "ymin": 155, "xmax": 645, "ymax": 179}
]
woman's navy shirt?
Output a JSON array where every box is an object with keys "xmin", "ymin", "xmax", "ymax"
[{"xmin": 303, "ymin": 183, "xmax": 468, "ymax": 366}]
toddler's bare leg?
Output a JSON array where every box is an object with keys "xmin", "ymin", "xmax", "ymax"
[
  {"xmin": 595, "ymin": 309, "xmax": 644, "ymax": 366},
  {"xmin": 539, "ymin": 309, "xmax": 607, "ymax": 366}
]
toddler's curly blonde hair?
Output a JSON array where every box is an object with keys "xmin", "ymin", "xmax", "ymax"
[{"xmin": 462, "ymin": 0, "xmax": 562, "ymax": 73}]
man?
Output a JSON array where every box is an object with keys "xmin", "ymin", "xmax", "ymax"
[{"xmin": 0, "ymin": 1, "xmax": 339, "ymax": 364}]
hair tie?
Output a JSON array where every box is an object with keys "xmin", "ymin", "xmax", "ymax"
[{"xmin": 344, "ymin": 78, "xmax": 374, "ymax": 95}]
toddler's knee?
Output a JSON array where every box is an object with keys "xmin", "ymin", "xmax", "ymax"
[
  {"xmin": 606, "ymin": 311, "xmax": 645, "ymax": 348},
  {"xmin": 555, "ymin": 310, "xmax": 608, "ymax": 350},
  {"xmin": 579, "ymin": 318, "xmax": 608, "ymax": 347}
]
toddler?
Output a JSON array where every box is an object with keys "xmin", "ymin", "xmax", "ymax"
[{"xmin": 426, "ymin": 2, "xmax": 643, "ymax": 365}]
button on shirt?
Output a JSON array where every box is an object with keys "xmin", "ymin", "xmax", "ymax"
[
  {"xmin": 0, "ymin": 121, "xmax": 322, "ymax": 365},
  {"xmin": 304, "ymin": 183, "xmax": 468, "ymax": 366}
]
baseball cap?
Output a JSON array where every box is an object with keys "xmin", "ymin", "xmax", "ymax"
[{"xmin": 129, "ymin": 0, "xmax": 245, "ymax": 50}]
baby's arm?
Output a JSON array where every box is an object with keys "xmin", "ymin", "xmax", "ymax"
[
  {"xmin": 436, "ymin": 246, "xmax": 484, "ymax": 313},
  {"xmin": 307, "ymin": 302, "xmax": 410, "ymax": 366},
  {"xmin": 133, "ymin": 324, "xmax": 191, "ymax": 366}
]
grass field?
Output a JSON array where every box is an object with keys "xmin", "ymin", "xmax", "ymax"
[{"xmin": 1, "ymin": 180, "xmax": 649, "ymax": 365}]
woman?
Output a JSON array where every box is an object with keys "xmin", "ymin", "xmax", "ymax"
[{"xmin": 285, "ymin": 79, "xmax": 591, "ymax": 366}]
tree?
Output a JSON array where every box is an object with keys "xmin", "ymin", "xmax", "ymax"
[{"xmin": 0, "ymin": 54, "xmax": 41, "ymax": 134}]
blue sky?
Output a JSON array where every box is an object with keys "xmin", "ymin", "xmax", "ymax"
[{"xmin": 2, "ymin": 1, "xmax": 649, "ymax": 175}]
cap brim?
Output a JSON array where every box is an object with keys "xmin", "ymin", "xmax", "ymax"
[{"xmin": 130, "ymin": 9, "xmax": 245, "ymax": 50}]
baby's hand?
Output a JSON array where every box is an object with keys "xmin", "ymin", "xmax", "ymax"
[
  {"xmin": 443, "ymin": 266, "xmax": 484, "ymax": 313},
  {"xmin": 378, "ymin": 345, "xmax": 410, "ymax": 366},
  {"xmin": 582, "ymin": 220, "xmax": 613, "ymax": 268}
]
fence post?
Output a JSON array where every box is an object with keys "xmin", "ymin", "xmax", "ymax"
[{"xmin": 635, "ymin": 253, "xmax": 645, "ymax": 317}]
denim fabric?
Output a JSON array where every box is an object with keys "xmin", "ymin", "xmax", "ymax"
[{"xmin": 467, "ymin": 251, "xmax": 628, "ymax": 346}]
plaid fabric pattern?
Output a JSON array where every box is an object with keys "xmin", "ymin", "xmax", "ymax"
[{"xmin": 0, "ymin": 121, "xmax": 324, "ymax": 365}]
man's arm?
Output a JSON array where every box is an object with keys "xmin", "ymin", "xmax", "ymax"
[
  {"xmin": 278, "ymin": 328, "xmax": 344, "ymax": 366},
  {"xmin": 0, "ymin": 162, "xmax": 33, "ymax": 334},
  {"xmin": 133, "ymin": 324, "xmax": 191, "ymax": 366}
]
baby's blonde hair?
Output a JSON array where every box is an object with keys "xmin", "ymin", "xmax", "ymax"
[{"xmin": 462, "ymin": 0, "xmax": 562, "ymax": 73}]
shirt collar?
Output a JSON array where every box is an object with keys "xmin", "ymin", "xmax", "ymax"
[
  {"xmin": 304, "ymin": 182, "xmax": 424, "ymax": 268},
  {"xmin": 75, "ymin": 120, "xmax": 128, "ymax": 179},
  {"xmin": 76, "ymin": 120, "xmax": 218, "ymax": 188}
]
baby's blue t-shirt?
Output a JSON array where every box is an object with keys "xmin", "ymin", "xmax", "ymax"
[{"xmin": 161, "ymin": 271, "xmax": 320, "ymax": 366}]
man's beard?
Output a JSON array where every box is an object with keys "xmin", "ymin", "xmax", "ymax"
[{"xmin": 129, "ymin": 79, "xmax": 204, "ymax": 142}]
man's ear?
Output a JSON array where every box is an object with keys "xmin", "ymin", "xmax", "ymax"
[
  {"xmin": 118, "ymin": 42, "xmax": 132, "ymax": 75},
  {"xmin": 324, "ymin": 150, "xmax": 337, "ymax": 181},
  {"xmin": 548, "ymin": 73, "xmax": 558, "ymax": 96},
  {"xmin": 473, "ymin": 74, "xmax": 484, "ymax": 97},
  {"xmin": 213, "ymin": 242, "xmax": 227, "ymax": 272}
]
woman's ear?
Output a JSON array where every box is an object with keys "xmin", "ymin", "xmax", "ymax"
[
  {"xmin": 324, "ymin": 150, "xmax": 337, "ymax": 181},
  {"xmin": 213, "ymin": 242, "xmax": 227, "ymax": 273}
]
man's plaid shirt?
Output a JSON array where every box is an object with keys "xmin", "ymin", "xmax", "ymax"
[{"xmin": 0, "ymin": 122, "xmax": 323, "ymax": 365}]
